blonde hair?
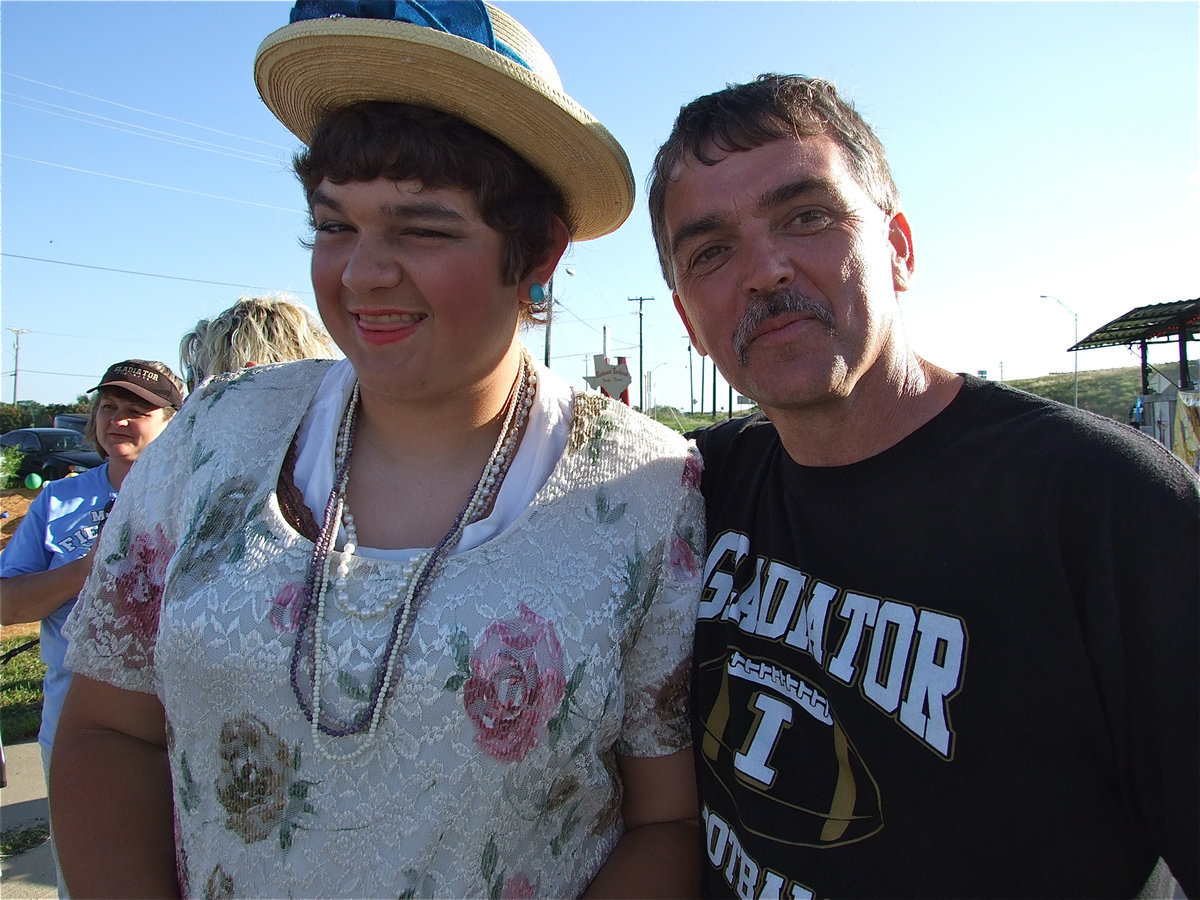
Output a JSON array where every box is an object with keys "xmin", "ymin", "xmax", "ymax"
[
  {"xmin": 86, "ymin": 359, "xmax": 185, "ymax": 460},
  {"xmin": 180, "ymin": 295, "xmax": 337, "ymax": 390}
]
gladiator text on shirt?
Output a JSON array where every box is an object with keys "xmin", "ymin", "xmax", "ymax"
[{"xmin": 698, "ymin": 529, "xmax": 966, "ymax": 758}]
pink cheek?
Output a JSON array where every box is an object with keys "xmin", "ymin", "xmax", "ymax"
[{"xmin": 310, "ymin": 252, "xmax": 343, "ymax": 287}]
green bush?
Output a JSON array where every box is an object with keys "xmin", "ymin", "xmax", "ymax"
[{"xmin": 0, "ymin": 446, "xmax": 23, "ymax": 489}]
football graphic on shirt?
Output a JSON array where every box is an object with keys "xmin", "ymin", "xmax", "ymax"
[{"xmin": 696, "ymin": 651, "xmax": 883, "ymax": 847}]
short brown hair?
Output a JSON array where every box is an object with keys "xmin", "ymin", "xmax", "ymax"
[
  {"xmin": 648, "ymin": 74, "xmax": 900, "ymax": 288},
  {"xmin": 294, "ymin": 102, "xmax": 567, "ymax": 320}
]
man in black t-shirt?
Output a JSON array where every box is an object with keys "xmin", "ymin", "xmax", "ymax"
[{"xmin": 648, "ymin": 74, "xmax": 1199, "ymax": 898}]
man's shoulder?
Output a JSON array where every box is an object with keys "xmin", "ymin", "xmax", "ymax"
[
  {"xmin": 688, "ymin": 412, "xmax": 775, "ymax": 450},
  {"xmin": 954, "ymin": 377, "xmax": 1199, "ymax": 497},
  {"xmin": 968, "ymin": 377, "xmax": 1186, "ymax": 453},
  {"xmin": 686, "ymin": 413, "xmax": 777, "ymax": 485}
]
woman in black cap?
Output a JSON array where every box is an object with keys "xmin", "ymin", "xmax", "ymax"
[
  {"xmin": 54, "ymin": 4, "xmax": 703, "ymax": 898},
  {"xmin": 0, "ymin": 358, "xmax": 183, "ymax": 896}
]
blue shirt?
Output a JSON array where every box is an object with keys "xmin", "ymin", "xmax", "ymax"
[{"xmin": 1, "ymin": 463, "xmax": 117, "ymax": 753}]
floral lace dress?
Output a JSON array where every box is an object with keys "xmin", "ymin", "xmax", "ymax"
[{"xmin": 64, "ymin": 361, "xmax": 705, "ymax": 900}]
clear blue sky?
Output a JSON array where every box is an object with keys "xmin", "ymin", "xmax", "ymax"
[{"xmin": 2, "ymin": 1, "xmax": 1197, "ymax": 412}]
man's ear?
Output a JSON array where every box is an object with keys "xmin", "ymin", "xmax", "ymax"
[
  {"xmin": 888, "ymin": 211, "xmax": 915, "ymax": 293},
  {"xmin": 673, "ymin": 291, "xmax": 708, "ymax": 357}
]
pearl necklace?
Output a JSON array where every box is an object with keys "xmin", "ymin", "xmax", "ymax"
[{"xmin": 291, "ymin": 350, "xmax": 537, "ymax": 761}]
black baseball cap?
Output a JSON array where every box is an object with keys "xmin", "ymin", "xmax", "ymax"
[{"xmin": 90, "ymin": 360, "xmax": 184, "ymax": 409}]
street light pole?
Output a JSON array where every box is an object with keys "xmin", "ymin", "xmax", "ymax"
[
  {"xmin": 645, "ymin": 363, "xmax": 668, "ymax": 418},
  {"xmin": 628, "ymin": 297, "xmax": 653, "ymax": 410},
  {"xmin": 1040, "ymin": 294, "xmax": 1079, "ymax": 407}
]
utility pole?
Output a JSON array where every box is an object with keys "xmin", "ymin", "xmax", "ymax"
[
  {"xmin": 543, "ymin": 268, "xmax": 576, "ymax": 369},
  {"xmin": 7, "ymin": 328, "xmax": 30, "ymax": 404},
  {"xmin": 627, "ymin": 297, "xmax": 653, "ymax": 410}
]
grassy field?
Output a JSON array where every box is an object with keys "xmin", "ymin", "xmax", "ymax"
[
  {"xmin": 1006, "ymin": 366, "xmax": 1143, "ymax": 422},
  {"xmin": 0, "ymin": 625, "xmax": 51, "ymax": 862},
  {"xmin": 650, "ymin": 408, "xmax": 744, "ymax": 435},
  {"xmin": 1, "ymin": 625, "xmax": 45, "ymax": 744}
]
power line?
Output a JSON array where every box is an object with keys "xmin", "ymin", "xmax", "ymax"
[
  {"xmin": 2, "ymin": 71, "xmax": 293, "ymax": 151},
  {"xmin": 4, "ymin": 329, "xmax": 149, "ymax": 342},
  {"xmin": 0, "ymin": 368, "xmax": 98, "ymax": 379},
  {"xmin": 554, "ymin": 303, "xmax": 606, "ymax": 335},
  {"xmin": 3, "ymin": 155, "xmax": 303, "ymax": 213},
  {"xmin": 4, "ymin": 96, "xmax": 286, "ymax": 165},
  {"xmin": 1, "ymin": 253, "xmax": 312, "ymax": 294}
]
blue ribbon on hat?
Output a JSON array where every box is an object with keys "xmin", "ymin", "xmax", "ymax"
[{"xmin": 289, "ymin": 0, "xmax": 532, "ymax": 71}]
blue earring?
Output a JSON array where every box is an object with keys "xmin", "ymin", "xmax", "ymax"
[{"xmin": 528, "ymin": 283, "xmax": 546, "ymax": 304}]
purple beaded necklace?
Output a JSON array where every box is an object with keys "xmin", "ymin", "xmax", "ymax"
[{"xmin": 289, "ymin": 351, "xmax": 535, "ymax": 748}]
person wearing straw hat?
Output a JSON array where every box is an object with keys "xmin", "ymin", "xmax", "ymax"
[{"xmin": 51, "ymin": 4, "xmax": 704, "ymax": 898}]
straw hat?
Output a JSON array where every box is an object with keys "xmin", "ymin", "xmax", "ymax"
[{"xmin": 255, "ymin": 1, "xmax": 634, "ymax": 241}]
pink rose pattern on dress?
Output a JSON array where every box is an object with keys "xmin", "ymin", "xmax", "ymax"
[
  {"xmin": 502, "ymin": 873, "xmax": 538, "ymax": 899},
  {"xmin": 673, "ymin": 450, "xmax": 705, "ymax": 585},
  {"xmin": 669, "ymin": 536, "xmax": 700, "ymax": 581},
  {"xmin": 463, "ymin": 604, "xmax": 567, "ymax": 762},
  {"xmin": 681, "ymin": 448, "xmax": 703, "ymax": 490},
  {"xmin": 113, "ymin": 523, "xmax": 172, "ymax": 643},
  {"xmin": 268, "ymin": 582, "xmax": 305, "ymax": 633}
]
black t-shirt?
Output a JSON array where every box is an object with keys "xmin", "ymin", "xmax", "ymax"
[{"xmin": 690, "ymin": 377, "xmax": 1199, "ymax": 899}]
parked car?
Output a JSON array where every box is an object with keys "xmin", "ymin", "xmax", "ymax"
[
  {"xmin": 0, "ymin": 427, "xmax": 103, "ymax": 481},
  {"xmin": 53, "ymin": 413, "xmax": 89, "ymax": 435}
]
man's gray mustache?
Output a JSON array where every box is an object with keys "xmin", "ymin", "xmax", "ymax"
[{"xmin": 733, "ymin": 289, "xmax": 835, "ymax": 366}]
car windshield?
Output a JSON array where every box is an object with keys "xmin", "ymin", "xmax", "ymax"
[{"xmin": 40, "ymin": 431, "xmax": 88, "ymax": 452}]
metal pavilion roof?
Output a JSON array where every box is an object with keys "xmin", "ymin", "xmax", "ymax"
[{"xmin": 1071, "ymin": 298, "xmax": 1200, "ymax": 352}]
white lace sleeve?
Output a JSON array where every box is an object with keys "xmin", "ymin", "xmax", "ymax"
[
  {"xmin": 63, "ymin": 402, "xmax": 195, "ymax": 695},
  {"xmin": 617, "ymin": 444, "xmax": 705, "ymax": 757}
]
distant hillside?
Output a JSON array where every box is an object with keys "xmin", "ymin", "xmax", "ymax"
[{"xmin": 1006, "ymin": 367, "xmax": 1141, "ymax": 422}]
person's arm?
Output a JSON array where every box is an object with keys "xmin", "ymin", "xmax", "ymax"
[
  {"xmin": 583, "ymin": 748, "xmax": 700, "ymax": 899},
  {"xmin": 1116, "ymin": 465, "xmax": 1200, "ymax": 897},
  {"xmin": 50, "ymin": 673, "xmax": 179, "ymax": 899},
  {"xmin": 0, "ymin": 549, "xmax": 94, "ymax": 625}
]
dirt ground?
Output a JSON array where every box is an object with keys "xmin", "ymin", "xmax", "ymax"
[
  {"xmin": 1, "ymin": 487, "xmax": 42, "ymax": 640},
  {"xmin": 1, "ymin": 487, "xmax": 36, "ymax": 549}
]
